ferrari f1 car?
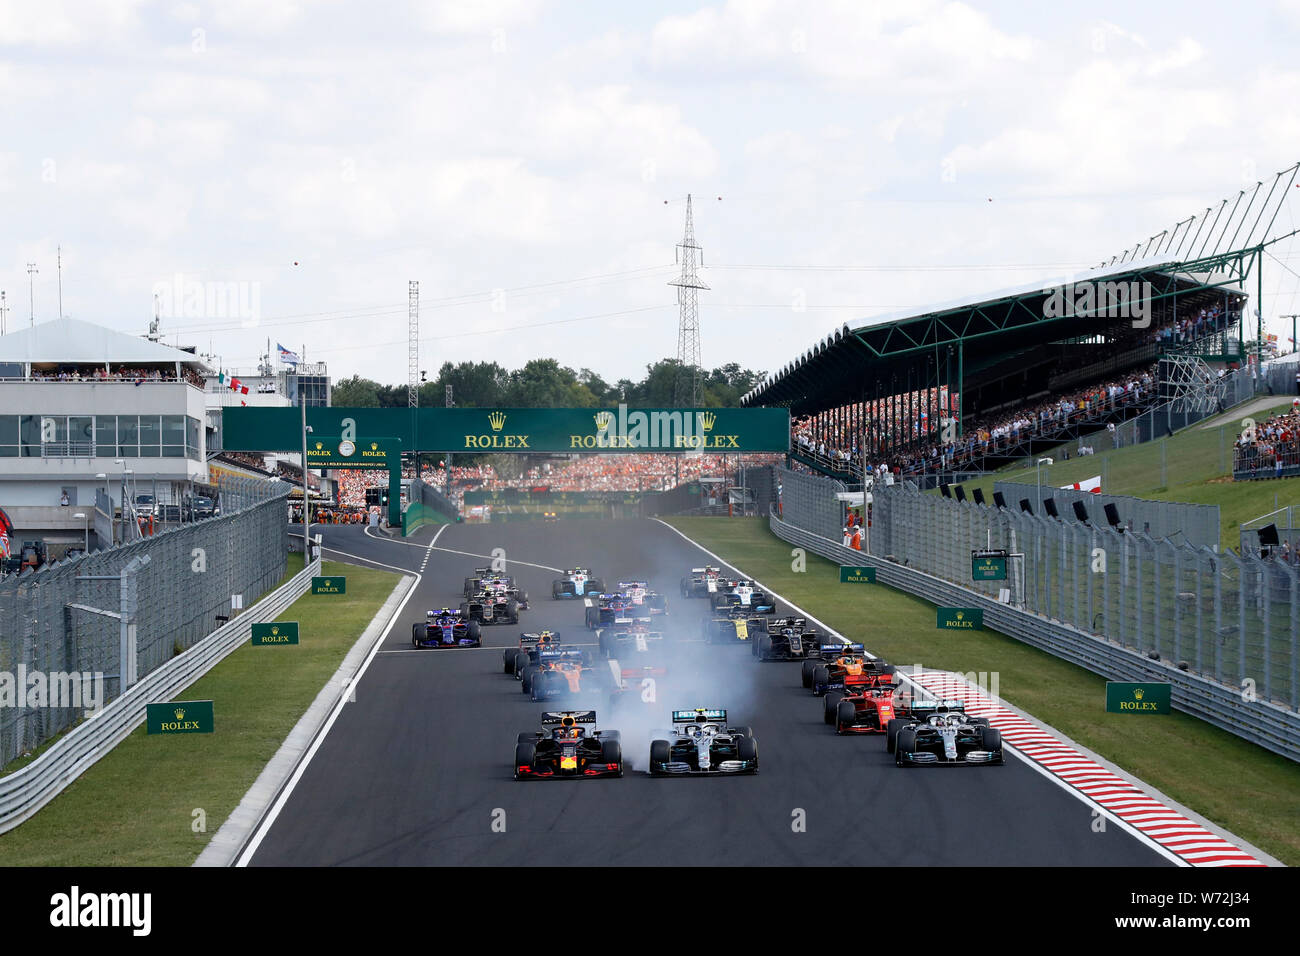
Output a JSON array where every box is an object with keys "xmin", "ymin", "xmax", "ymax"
[
  {"xmin": 703, "ymin": 604, "xmax": 770, "ymax": 643},
  {"xmin": 647, "ymin": 708, "xmax": 759, "ymax": 776},
  {"xmin": 412, "ymin": 608, "xmax": 482, "ymax": 648},
  {"xmin": 752, "ymin": 617, "xmax": 822, "ymax": 660},
  {"xmin": 680, "ymin": 566, "xmax": 724, "ymax": 598},
  {"xmin": 514, "ymin": 710, "xmax": 623, "ymax": 780},
  {"xmin": 888, "ymin": 702, "xmax": 1004, "ymax": 766},
  {"xmin": 552, "ymin": 568, "xmax": 605, "ymax": 599},
  {"xmin": 710, "ymin": 580, "xmax": 776, "ymax": 615}
]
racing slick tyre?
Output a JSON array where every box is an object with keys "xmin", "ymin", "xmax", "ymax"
[
  {"xmin": 600, "ymin": 730, "xmax": 621, "ymax": 741},
  {"xmin": 588, "ymin": 578, "xmax": 605, "ymax": 594},
  {"xmin": 520, "ymin": 665, "xmax": 537, "ymax": 694},
  {"xmin": 981, "ymin": 727, "xmax": 1004, "ymax": 764},
  {"xmin": 517, "ymin": 732, "xmax": 537, "ymax": 744},
  {"xmin": 880, "ymin": 664, "xmax": 896, "ymax": 676},
  {"xmin": 514, "ymin": 742, "xmax": 535, "ymax": 780},
  {"xmin": 506, "ymin": 598, "xmax": 520, "ymax": 625},
  {"xmin": 530, "ymin": 673, "xmax": 550, "ymax": 702},
  {"xmin": 812, "ymin": 665, "xmax": 830, "ymax": 695},
  {"xmin": 585, "ymin": 608, "xmax": 599, "ymax": 630},
  {"xmin": 731, "ymin": 725, "xmax": 754, "ymax": 739},
  {"xmin": 756, "ymin": 635, "xmax": 773, "ymax": 661},
  {"xmin": 598, "ymin": 632, "xmax": 613, "ymax": 658},
  {"xmin": 966, "ymin": 716, "xmax": 989, "ymax": 728},
  {"xmin": 895, "ymin": 729, "xmax": 917, "ymax": 767},
  {"xmin": 464, "ymin": 577, "xmax": 477, "ymax": 595},
  {"xmin": 680, "ymin": 577, "xmax": 690, "ymax": 598},
  {"xmin": 552, "ymin": 581, "xmax": 564, "ymax": 599},
  {"xmin": 649, "ymin": 739, "xmax": 671, "ymax": 776},
  {"xmin": 823, "ymin": 691, "xmax": 843, "ymax": 724},
  {"xmin": 503, "ymin": 649, "xmax": 516, "ymax": 673},
  {"xmin": 514, "ymin": 652, "xmax": 532, "ymax": 677},
  {"xmin": 886, "ymin": 718, "xmax": 904, "ymax": 754},
  {"xmin": 801, "ymin": 660, "xmax": 817, "ymax": 688},
  {"xmin": 836, "ymin": 700, "xmax": 856, "ymax": 736},
  {"xmin": 412, "ymin": 624, "xmax": 424, "ymax": 649},
  {"xmin": 467, "ymin": 620, "xmax": 482, "ymax": 643},
  {"xmin": 737, "ymin": 735, "xmax": 758, "ymax": 771},
  {"xmin": 600, "ymin": 738, "xmax": 623, "ymax": 775}
]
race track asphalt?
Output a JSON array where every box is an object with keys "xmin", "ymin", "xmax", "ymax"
[{"xmin": 248, "ymin": 518, "xmax": 1172, "ymax": 867}]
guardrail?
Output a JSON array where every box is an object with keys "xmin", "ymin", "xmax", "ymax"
[
  {"xmin": 0, "ymin": 546, "xmax": 322, "ymax": 836},
  {"xmin": 767, "ymin": 509, "xmax": 1300, "ymax": 763}
]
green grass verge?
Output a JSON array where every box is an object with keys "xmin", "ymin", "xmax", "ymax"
[
  {"xmin": 0, "ymin": 558, "xmax": 399, "ymax": 866},
  {"xmin": 666, "ymin": 516, "xmax": 1300, "ymax": 866},
  {"xmin": 955, "ymin": 400, "xmax": 1300, "ymax": 552}
]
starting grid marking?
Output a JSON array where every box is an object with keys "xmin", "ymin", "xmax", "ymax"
[{"xmin": 905, "ymin": 671, "xmax": 1267, "ymax": 868}]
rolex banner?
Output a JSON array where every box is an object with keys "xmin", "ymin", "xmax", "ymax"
[
  {"xmin": 1105, "ymin": 682, "xmax": 1172, "ymax": 714},
  {"xmin": 251, "ymin": 622, "xmax": 300, "ymax": 646},
  {"xmin": 312, "ymin": 576, "xmax": 346, "ymax": 595},
  {"xmin": 146, "ymin": 700, "xmax": 215, "ymax": 734},
  {"xmin": 937, "ymin": 608, "xmax": 983, "ymax": 630}
]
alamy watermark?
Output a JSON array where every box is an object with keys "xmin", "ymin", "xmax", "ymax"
[
  {"xmin": 1043, "ymin": 280, "xmax": 1153, "ymax": 328},
  {"xmin": 151, "ymin": 273, "xmax": 261, "ymax": 328},
  {"xmin": 0, "ymin": 666, "xmax": 104, "ymax": 713}
]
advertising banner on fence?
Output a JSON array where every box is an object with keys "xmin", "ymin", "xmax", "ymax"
[
  {"xmin": 1105, "ymin": 682, "xmax": 1172, "ymax": 714},
  {"xmin": 937, "ymin": 608, "xmax": 983, "ymax": 630},
  {"xmin": 146, "ymin": 700, "xmax": 215, "ymax": 735}
]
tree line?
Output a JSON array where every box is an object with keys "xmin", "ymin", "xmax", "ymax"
[{"xmin": 331, "ymin": 358, "xmax": 767, "ymax": 409}]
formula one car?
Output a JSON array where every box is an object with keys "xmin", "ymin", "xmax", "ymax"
[
  {"xmin": 583, "ymin": 587, "xmax": 667, "ymax": 628},
  {"xmin": 710, "ymin": 580, "xmax": 776, "ymax": 615},
  {"xmin": 504, "ymin": 630, "xmax": 585, "ymax": 675},
  {"xmin": 596, "ymin": 621, "xmax": 666, "ymax": 659},
  {"xmin": 527, "ymin": 655, "xmax": 619, "ymax": 703},
  {"xmin": 462, "ymin": 585, "xmax": 524, "ymax": 625},
  {"xmin": 824, "ymin": 684, "xmax": 900, "ymax": 735},
  {"xmin": 616, "ymin": 581, "xmax": 669, "ymax": 614},
  {"xmin": 552, "ymin": 568, "xmax": 605, "ymax": 599},
  {"xmin": 703, "ymin": 604, "xmax": 770, "ymax": 643},
  {"xmin": 514, "ymin": 710, "xmax": 623, "ymax": 780},
  {"xmin": 752, "ymin": 617, "xmax": 822, "ymax": 660},
  {"xmin": 412, "ymin": 608, "xmax": 482, "ymax": 648},
  {"xmin": 680, "ymin": 566, "xmax": 724, "ymax": 598},
  {"xmin": 891, "ymin": 708, "xmax": 1004, "ymax": 766},
  {"xmin": 648, "ymin": 708, "xmax": 759, "ymax": 776},
  {"xmin": 802, "ymin": 645, "xmax": 894, "ymax": 695},
  {"xmin": 464, "ymin": 567, "xmax": 519, "ymax": 598}
]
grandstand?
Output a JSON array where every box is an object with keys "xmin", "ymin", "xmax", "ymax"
[{"xmin": 742, "ymin": 164, "xmax": 1298, "ymax": 487}]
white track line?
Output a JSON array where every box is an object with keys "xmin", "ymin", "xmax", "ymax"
[
  {"xmin": 652, "ymin": 518, "xmax": 1250, "ymax": 868},
  {"xmin": 362, "ymin": 524, "xmax": 563, "ymax": 574},
  {"xmin": 234, "ymin": 538, "xmax": 433, "ymax": 866}
]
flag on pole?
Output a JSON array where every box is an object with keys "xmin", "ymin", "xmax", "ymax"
[
  {"xmin": 0, "ymin": 507, "xmax": 12, "ymax": 560},
  {"xmin": 277, "ymin": 343, "xmax": 300, "ymax": 365},
  {"xmin": 1062, "ymin": 476, "xmax": 1102, "ymax": 493}
]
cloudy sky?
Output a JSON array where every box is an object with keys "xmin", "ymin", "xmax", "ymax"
[{"xmin": 3, "ymin": 0, "xmax": 1300, "ymax": 385}]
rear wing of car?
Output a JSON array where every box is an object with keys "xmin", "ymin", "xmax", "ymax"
[
  {"xmin": 472, "ymin": 567, "xmax": 493, "ymax": 576},
  {"xmin": 538, "ymin": 647, "xmax": 584, "ymax": 661},
  {"xmin": 770, "ymin": 617, "xmax": 808, "ymax": 629},
  {"xmin": 564, "ymin": 568, "xmax": 591, "ymax": 576},
  {"xmin": 906, "ymin": 697, "xmax": 966, "ymax": 715},
  {"xmin": 672, "ymin": 708, "xmax": 727, "ymax": 723},
  {"xmin": 617, "ymin": 581, "xmax": 649, "ymax": 589},
  {"xmin": 541, "ymin": 710, "xmax": 596, "ymax": 725},
  {"xmin": 428, "ymin": 608, "xmax": 458, "ymax": 618},
  {"xmin": 819, "ymin": 642, "xmax": 864, "ymax": 654}
]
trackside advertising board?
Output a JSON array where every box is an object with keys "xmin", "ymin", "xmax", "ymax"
[
  {"xmin": 1105, "ymin": 682, "xmax": 1172, "ymax": 714},
  {"xmin": 146, "ymin": 700, "xmax": 215, "ymax": 735},
  {"xmin": 937, "ymin": 608, "xmax": 983, "ymax": 630},
  {"xmin": 311, "ymin": 576, "xmax": 346, "ymax": 595},
  {"xmin": 839, "ymin": 566, "xmax": 876, "ymax": 583},
  {"xmin": 251, "ymin": 622, "xmax": 300, "ymax": 646}
]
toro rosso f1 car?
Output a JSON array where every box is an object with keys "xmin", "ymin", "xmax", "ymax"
[
  {"xmin": 552, "ymin": 568, "xmax": 605, "ymax": 599},
  {"xmin": 514, "ymin": 711, "xmax": 623, "ymax": 780},
  {"xmin": 889, "ymin": 702, "xmax": 1004, "ymax": 766},
  {"xmin": 680, "ymin": 566, "xmax": 723, "ymax": 598},
  {"xmin": 648, "ymin": 708, "xmax": 759, "ymax": 776},
  {"xmin": 412, "ymin": 608, "xmax": 482, "ymax": 648}
]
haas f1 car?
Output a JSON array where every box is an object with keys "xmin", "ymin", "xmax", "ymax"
[
  {"xmin": 552, "ymin": 568, "xmax": 605, "ymax": 599},
  {"xmin": 412, "ymin": 608, "xmax": 482, "ymax": 648},
  {"xmin": 888, "ymin": 701, "xmax": 1004, "ymax": 766},
  {"xmin": 648, "ymin": 708, "xmax": 759, "ymax": 776},
  {"xmin": 461, "ymin": 583, "xmax": 526, "ymax": 625},
  {"xmin": 464, "ymin": 567, "xmax": 520, "ymax": 598},
  {"xmin": 514, "ymin": 711, "xmax": 623, "ymax": 780},
  {"xmin": 752, "ymin": 618, "xmax": 822, "ymax": 660}
]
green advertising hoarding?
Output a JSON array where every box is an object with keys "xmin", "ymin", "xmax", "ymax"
[
  {"xmin": 971, "ymin": 555, "xmax": 1008, "ymax": 581},
  {"xmin": 312, "ymin": 576, "xmax": 346, "ymax": 595},
  {"xmin": 937, "ymin": 608, "xmax": 983, "ymax": 630},
  {"xmin": 1105, "ymin": 682, "xmax": 1172, "ymax": 714},
  {"xmin": 839, "ymin": 566, "xmax": 876, "ymax": 583},
  {"xmin": 147, "ymin": 700, "xmax": 215, "ymax": 735},
  {"xmin": 220, "ymin": 405, "xmax": 790, "ymax": 455},
  {"xmin": 251, "ymin": 621, "xmax": 300, "ymax": 645}
]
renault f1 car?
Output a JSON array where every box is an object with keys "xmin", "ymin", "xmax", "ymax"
[
  {"xmin": 710, "ymin": 580, "xmax": 776, "ymax": 615},
  {"xmin": 514, "ymin": 710, "xmax": 623, "ymax": 780},
  {"xmin": 752, "ymin": 617, "xmax": 822, "ymax": 660},
  {"xmin": 680, "ymin": 566, "xmax": 724, "ymax": 598},
  {"xmin": 703, "ymin": 605, "xmax": 771, "ymax": 643},
  {"xmin": 891, "ymin": 708, "xmax": 1004, "ymax": 766},
  {"xmin": 648, "ymin": 708, "xmax": 758, "ymax": 776},
  {"xmin": 412, "ymin": 608, "xmax": 482, "ymax": 648},
  {"xmin": 552, "ymin": 568, "xmax": 605, "ymax": 599}
]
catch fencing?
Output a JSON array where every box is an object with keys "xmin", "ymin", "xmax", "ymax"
[
  {"xmin": 992, "ymin": 481, "xmax": 1221, "ymax": 551},
  {"xmin": 0, "ymin": 476, "xmax": 291, "ymax": 767},
  {"xmin": 870, "ymin": 483, "xmax": 1298, "ymax": 717}
]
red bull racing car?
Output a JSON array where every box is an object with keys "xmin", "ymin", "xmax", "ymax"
[{"xmin": 514, "ymin": 710, "xmax": 623, "ymax": 780}]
